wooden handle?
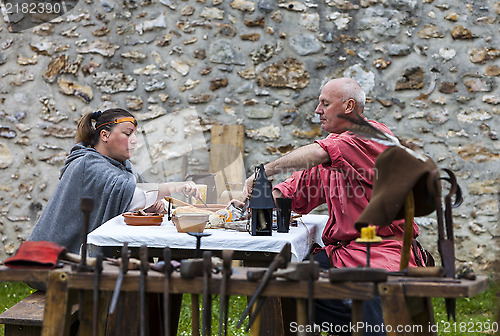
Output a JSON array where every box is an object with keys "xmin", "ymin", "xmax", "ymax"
[
  {"xmin": 406, "ymin": 266, "xmax": 445, "ymax": 277},
  {"xmin": 63, "ymin": 252, "xmax": 96, "ymax": 267},
  {"xmin": 164, "ymin": 196, "xmax": 192, "ymax": 207},
  {"xmin": 399, "ymin": 191, "xmax": 414, "ymax": 271}
]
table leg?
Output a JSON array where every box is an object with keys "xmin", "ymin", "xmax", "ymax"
[
  {"xmin": 191, "ymin": 294, "xmax": 200, "ymax": 336},
  {"xmin": 296, "ymin": 299, "xmax": 307, "ymax": 336},
  {"xmin": 379, "ymin": 283, "xmax": 436, "ymax": 336},
  {"xmin": 42, "ymin": 271, "xmax": 74, "ymax": 336},
  {"xmin": 351, "ymin": 300, "xmax": 364, "ymax": 336},
  {"xmin": 250, "ymin": 297, "xmax": 285, "ymax": 336},
  {"xmin": 249, "ymin": 300, "xmax": 261, "ymax": 336}
]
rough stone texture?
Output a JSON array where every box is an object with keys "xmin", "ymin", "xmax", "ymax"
[{"xmin": 0, "ymin": 0, "xmax": 498, "ymax": 274}]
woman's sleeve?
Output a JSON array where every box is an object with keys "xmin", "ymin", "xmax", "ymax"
[{"xmin": 127, "ymin": 183, "xmax": 159, "ymax": 211}]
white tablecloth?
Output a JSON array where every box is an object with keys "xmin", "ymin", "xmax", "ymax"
[{"xmin": 87, "ymin": 214, "xmax": 328, "ymax": 262}]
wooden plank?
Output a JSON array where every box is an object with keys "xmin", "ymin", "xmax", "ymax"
[
  {"xmin": 210, "ymin": 125, "xmax": 245, "ymax": 203},
  {"xmin": 4, "ymin": 324, "xmax": 41, "ymax": 336},
  {"xmin": 0, "ymin": 267, "xmax": 50, "ymax": 283},
  {"xmin": 0, "ymin": 291, "xmax": 45, "ymax": 326},
  {"xmin": 67, "ymin": 268, "xmax": 375, "ymax": 301},
  {"xmin": 75, "ymin": 290, "xmax": 93, "ymax": 336},
  {"xmin": 393, "ymin": 275, "xmax": 489, "ymax": 298}
]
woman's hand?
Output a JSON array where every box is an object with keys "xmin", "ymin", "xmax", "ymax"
[
  {"xmin": 172, "ymin": 181, "xmax": 201, "ymax": 200},
  {"xmin": 144, "ymin": 200, "xmax": 166, "ymax": 213},
  {"xmin": 159, "ymin": 181, "xmax": 201, "ymax": 201}
]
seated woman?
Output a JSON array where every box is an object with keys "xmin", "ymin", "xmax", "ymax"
[{"xmin": 29, "ymin": 108, "xmax": 199, "ymax": 254}]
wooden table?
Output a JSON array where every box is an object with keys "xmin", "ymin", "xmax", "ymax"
[{"xmin": 0, "ymin": 264, "xmax": 489, "ymax": 336}]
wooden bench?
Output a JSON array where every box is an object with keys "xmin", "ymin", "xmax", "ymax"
[{"xmin": 0, "ymin": 291, "xmax": 79, "ymax": 336}]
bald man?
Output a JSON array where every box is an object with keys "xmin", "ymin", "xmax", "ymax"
[{"xmin": 244, "ymin": 78, "xmax": 425, "ymax": 335}]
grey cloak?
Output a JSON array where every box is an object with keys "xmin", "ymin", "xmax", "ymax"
[{"xmin": 29, "ymin": 143, "xmax": 140, "ymax": 253}]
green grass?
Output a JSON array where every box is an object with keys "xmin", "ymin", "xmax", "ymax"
[
  {"xmin": 177, "ymin": 294, "xmax": 250, "ymax": 335},
  {"xmin": 1, "ymin": 280, "xmax": 498, "ymax": 336},
  {"xmin": 433, "ymin": 279, "xmax": 498, "ymax": 336},
  {"xmin": 0, "ymin": 281, "xmax": 37, "ymax": 336}
]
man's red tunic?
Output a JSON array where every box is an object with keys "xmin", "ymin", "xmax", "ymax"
[{"xmin": 274, "ymin": 120, "xmax": 421, "ymax": 271}]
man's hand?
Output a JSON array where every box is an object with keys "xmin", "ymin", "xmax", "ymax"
[{"xmin": 243, "ymin": 174, "xmax": 255, "ymax": 200}]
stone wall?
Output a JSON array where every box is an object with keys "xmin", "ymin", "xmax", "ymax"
[{"xmin": 0, "ymin": 0, "xmax": 498, "ymax": 273}]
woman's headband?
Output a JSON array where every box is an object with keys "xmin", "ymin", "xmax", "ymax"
[{"xmin": 96, "ymin": 117, "xmax": 138, "ymax": 130}]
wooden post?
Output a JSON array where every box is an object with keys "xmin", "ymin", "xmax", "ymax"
[
  {"xmin": 42, "ymin": 271, "xmax": 74, "ymax": 336},
  {"xmin": 379, "ymin": 282, "xmax": 436, "ymax": 336}
]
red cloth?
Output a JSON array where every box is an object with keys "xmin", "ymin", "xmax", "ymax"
[
  {"xmin": 274, "ymin": 120, "xmax": 421, "ymax": 271},
  {"xmin": 3, "ymin": 241, "xmax": 66, "ymax": 269}
]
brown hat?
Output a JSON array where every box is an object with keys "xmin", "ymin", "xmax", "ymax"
[{"xmin": 355, "ymin": 146, "xmax": 438, "ymax": 231}]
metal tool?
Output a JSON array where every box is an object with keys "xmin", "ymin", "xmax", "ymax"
[
  {"xmin": 307, "ymin": 253, "xmax": 315, "ymax": 332},
  {"xmin": 139, "ymin": 245, "xmax": 149, "ymax": 336},
  {"xmin": 390, "ymin": 266, "xmax": 445, "ymax": 277},
  {"xmin": 179, "ymin": 257, "xmax": 213, "ymax": 336},
  {"xmin": 92, "ymin": 252, "xmax": 103, "ymax": 336},
  {"xmin": 219, "ymin": 250, "xmax": 233, "ymax": 336},
  {"xmin": 73, "ymin": 196, "xmax": 95, "ymax": 273},
  {"xmin": 166, "ymin": 198, "xmax": 172, "ymax": 221},
  {"xmin": 109, "ymin": 242, "xmax": 129, "ymax": 315},
  {"xmin": 236, "ymin": 243, "xmax": 291, "ymax": 329},
  {"xmin": 187, "ymin": 232, "xmax": 211, "ymax": 259},
  {"xmin": 429, "ymin": 168, "xmax": 462, "ymax": 320},
  {"xmin": 355, "ymin": 225, "xmax": 382, "ymax": 268},
  {"xmin": 246, "ymin": 262, "xmax": 320, "ymax": 282},
  {"xmin": 202, "ymin": 251, "xmax": 212, "ymax": 336},
  {"xmin": 329, "ymin": 268, "xmax": 388, "ymax": 283},
  {"xmin": 329, "ymin": 266, "xmax": 445, "ymax": 283},
  {"xmin": 244, "ymin": 259, "xmax": 318, "ymax": 332},
  {"xmin": 163, "ymin": 247, "xmax": 173, "ymax": 336},
  {"xmin": 198, "ymin": 197, "xmax": 211, "ymax": 209}
]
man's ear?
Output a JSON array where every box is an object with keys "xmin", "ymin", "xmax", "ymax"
[{"xmin": 345, "ymin": 98, "xmax": 356, "ymax": 114}]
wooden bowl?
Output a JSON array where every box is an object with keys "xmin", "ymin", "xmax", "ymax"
[
  {"xmin": 123, "ymin": 212, "xmax": 164, "ymax": 226},
  {"xmin": 172, "ymin": 213, "xmax": 208, "ymax": 233}
]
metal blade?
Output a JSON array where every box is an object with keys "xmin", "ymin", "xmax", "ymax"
[
  {"xmin": 109, "ymin": 271, "xmax": 124, "ymax": 314},
  {"xmin": 109, "ymin": 243, "xmax": 129, "ymax": 315}
]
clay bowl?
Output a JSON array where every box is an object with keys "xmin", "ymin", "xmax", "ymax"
[
  {"xmin": 123, "ymin": 212, "xmax": 164, "ymax": 226},
  {"xmin": 172, "ymin": 213, "xmax": 208, "ymax": 233}
]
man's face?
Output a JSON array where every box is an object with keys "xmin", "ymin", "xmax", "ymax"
[{"xmin": 315, "ymin": 83, "xmax": 351, "ymax": 134}]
